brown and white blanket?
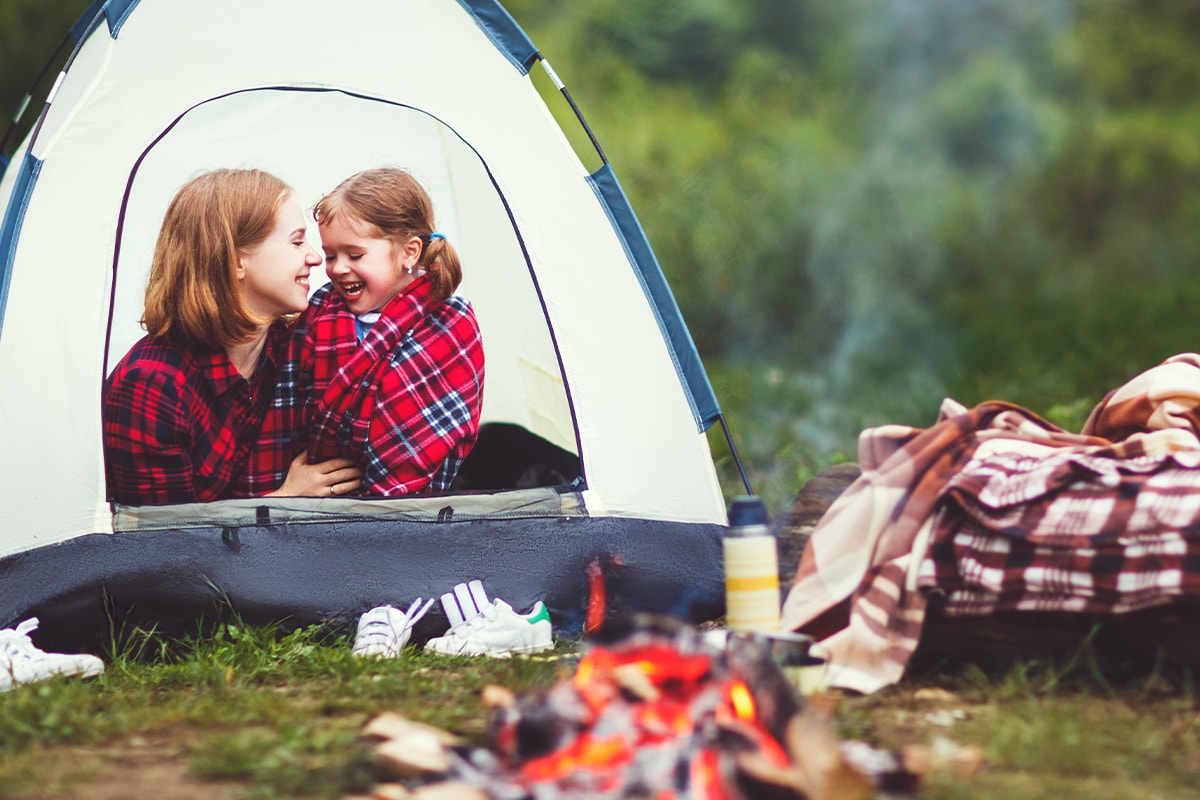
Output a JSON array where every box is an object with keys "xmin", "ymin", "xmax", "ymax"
[{"xmin": 780, "ymin": 353, "xmax": 1200, "ymax": 694}]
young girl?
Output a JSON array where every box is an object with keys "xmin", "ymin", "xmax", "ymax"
[
  {"xmin": 260, "ymin": 167, "xmax": 485, "ymax": 496},
  {"xmin": 103, "ymin": 169, "xmax": 363, "ymax": 505}
]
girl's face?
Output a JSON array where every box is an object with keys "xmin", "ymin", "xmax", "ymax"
[
  {"xmin": 237, "ymin": 193, "xmax": 321, "ymax": 320},
  {"xmin": 320, "ymin": 214, "xmax": 422, "ymax": 314}
]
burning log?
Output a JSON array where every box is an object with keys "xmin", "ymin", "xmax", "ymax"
[{"xmin": 356, "ymin": 615, "xmax": 920, "ymax": 799}]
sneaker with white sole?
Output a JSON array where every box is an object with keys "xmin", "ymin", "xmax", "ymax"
[
  {"xmin": 352, "ymin": 597, "xmax": 434, "ymax": 658},
  {"xmin": 0, "ymin": 618, "xmax": 105, "ymax": 693},
  {"xmin": 425, "ymin": 592, "xmax": 553, "ymax": 658}
]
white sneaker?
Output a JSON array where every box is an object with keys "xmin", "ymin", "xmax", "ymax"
[
  {"xmin": 352, "ymin": 598, "xmax": 434, "ymax": 658},
  {"xmin": 439, "ymin": 579, "xmax": 491, "ymax": 627},
  {"xmin": 425, "ymin": 587, "xmax": 553, "ymax": 658},
  {"xmin": 0, "ymin": 618, "xmax": 105, "ymax": 693}
]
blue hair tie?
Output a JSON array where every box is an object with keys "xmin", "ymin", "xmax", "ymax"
[{"xmin": 428, "ymin": 232, "xmax": 445, "ymax": 242}]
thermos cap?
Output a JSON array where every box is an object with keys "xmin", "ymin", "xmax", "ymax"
[{"xmin": 728, "ymin": 495, "xmax": 769, "ymax": 527}]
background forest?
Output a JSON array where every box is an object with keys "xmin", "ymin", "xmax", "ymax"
[{"xmin": 5, "ymin": 0, "xmax": 1200, "ymax": 512}]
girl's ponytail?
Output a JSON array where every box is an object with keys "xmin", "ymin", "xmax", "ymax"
[{"xmin": 421, "ymin": 233, "xmax": 462, "ymax": 303}]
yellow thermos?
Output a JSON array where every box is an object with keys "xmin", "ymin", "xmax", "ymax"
[{"xmin": 723, "ymin": 495, "xmax": 781, "ymax": 632}]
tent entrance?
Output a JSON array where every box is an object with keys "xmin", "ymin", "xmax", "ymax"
[{"xmin": 105, "ymin": 87, "xmax": 582, "ymax": 501}]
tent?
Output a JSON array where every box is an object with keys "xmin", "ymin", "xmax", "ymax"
[{"xmin": 0, "ymin": 0, "xmax": 743, "ymax": 651}]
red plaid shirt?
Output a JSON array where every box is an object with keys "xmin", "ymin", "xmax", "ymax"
[
  {"xmin": 249, "ymin": 277, "xmax": 485, "ymax": 496},
  {"xmin": 102, "ymin": 323, "xmax": 290, "ymax": 505}
]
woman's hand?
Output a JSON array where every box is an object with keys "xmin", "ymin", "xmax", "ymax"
[{"xmin": 267, "ymin": 452, "xmax": 364, "ymax": 497}]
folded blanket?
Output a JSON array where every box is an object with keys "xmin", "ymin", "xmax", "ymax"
[{"xmin": 780, "ymin": 353, "xmax": 1200, "ymax": 694}]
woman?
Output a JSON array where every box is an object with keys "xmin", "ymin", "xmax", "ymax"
[{"xmin": 103, "ymin": 169, "xmax": 362, "ymax": 505}]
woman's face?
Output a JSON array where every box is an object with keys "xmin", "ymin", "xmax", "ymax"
[
  {"xmin": 320, "ymin": 213, "xmax": 421, "ymax": 314},
  {"xmin": 237, "ymin": 193, "xmax": 321, "ymax": 320}
]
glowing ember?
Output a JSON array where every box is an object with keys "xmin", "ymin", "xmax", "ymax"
[
  {"xmin": 371, "ymin": 616, "xmax": 895, "ymax": 799},
  {"xmin": 477, "ymin": 618, "xmax": 811, "ymax": 797},
  {"xmin": 727, "ymin": 679, "xmax": 756, "ymax": 721},
  {"xmin": 689, "ymin": 748, "xmax": 728, "ymax": 800},
  {"xmin": 522, "ymin": 732, "xmax": 633, "ymax": 783}
]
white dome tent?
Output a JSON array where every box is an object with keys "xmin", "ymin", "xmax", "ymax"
[{"xmin": 0, "ymin": 0, "xmax": 744, "ymax": 649}]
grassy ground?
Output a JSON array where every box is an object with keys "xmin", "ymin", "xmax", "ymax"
[
  {"xmin": 848, "ymin": 657, "xmax": 1200, "ymax": 800},
  {"xmin": 0, "ymin": 621, "xmax": 568, "ymax": 798},
  {"xmin": 2, "ymin": 620, "xmax": 1198, "ymax": 799}
]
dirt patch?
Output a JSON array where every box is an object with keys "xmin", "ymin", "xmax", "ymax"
[{"xmin": 13, "ymin": 733, "xmax": 245, "ymax": 800}]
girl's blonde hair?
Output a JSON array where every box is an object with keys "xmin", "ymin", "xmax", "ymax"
[
  {"xmin": 313, "ymin": 167, "xmax": 462, "ymax": 303},
  {"xmin": 142, "ymin": 169, "xmax": 291, "ymax": 349}
]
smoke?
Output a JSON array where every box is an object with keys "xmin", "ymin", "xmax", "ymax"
[{"xmin": 794, "ymin": 0, "xmax": 1074, "ymax": 449}]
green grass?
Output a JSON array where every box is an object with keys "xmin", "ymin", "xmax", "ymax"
[
  {"xmin": 837, "ymin": 657, "xmax": 1200, "ymax": 800},
  {"xmin": 0, "ymin": 620, "xmax": 572, "ymax": 798},
  {"xmin": 2, "ymin": 620, "xmax": 1199, "ymax": 798}
]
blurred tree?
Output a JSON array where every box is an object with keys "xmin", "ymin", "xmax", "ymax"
[
  {"xmin": 1077, "ymin": 0, "xmax": 1200, "ymax": 109},
  {"xmin": 7, "ymin": 0, "xmax": 1200, "ymax": 461},
  {"xmin": 948, "ymin": 0, "xmax": 1200, "ymax": 409},
  {"xmin": 0, "ymin": 0, "xmax": 90, "ymax": 159},
  {"xmin": 574, "ymin": 0, "xmax": 750, "ymax": 84}
]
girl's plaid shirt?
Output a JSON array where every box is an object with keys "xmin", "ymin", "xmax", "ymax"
[{"xmin": 246, "ymin": 277, "xmax": 484, "ymax": 496}]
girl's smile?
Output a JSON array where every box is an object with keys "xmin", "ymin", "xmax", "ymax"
[{"xmin": 320, "ymin": 214, "xmax": 421, "ymax": 314}]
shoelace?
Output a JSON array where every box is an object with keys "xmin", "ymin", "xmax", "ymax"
[
  {"xmin": 360, "ymin": 598, "xmax": 435, "ymax": 642},
  {"xmin": 0, "ymin": 618, "xmax": 41, "ymax": 667}
]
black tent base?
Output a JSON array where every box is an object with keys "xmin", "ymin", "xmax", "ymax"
[{"xmin": 0, "ymin": 516, "xmax": 725, "ymax": 657}]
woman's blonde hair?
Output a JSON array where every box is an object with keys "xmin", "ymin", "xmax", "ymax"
[
  {"xmin": 142, "ymin": 168, "xmax": 291, "ymax": 349},
  {"xmin": 313, "ymin": 167, "xmax": 462, "ymax": 303}
]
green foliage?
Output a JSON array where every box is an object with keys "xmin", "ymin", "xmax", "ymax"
[
  {"xmin": 0, "ymin": 0, "xmax": 90, "ymax": 155},
  {"xmin": 574, "ymin": 0, "xmax": 751, "ymax": 84},
  {"xmin": 502, "ymin": 0, "xmax": 1200, "ymax": 461},
  {"xmin": 7, "ymin": 0, "xmax": 1200, "ymax": 471}
]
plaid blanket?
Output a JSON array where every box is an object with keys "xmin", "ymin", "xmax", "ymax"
[
  {"xmin": 251, "ymin": 277, "xmax": 484, "ymax": 496},
  {"xmin": 780, "ymin": 353, "xmax": 1200, "ymax": 694}
]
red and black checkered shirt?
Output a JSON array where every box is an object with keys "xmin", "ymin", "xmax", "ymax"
[
  {"xmin": 102, "ymin": 323, "xmax": 289, "ymax": 505},
  {"xmin": 248, "ymin": 277, "xmax": 485, "ymax": 496}
]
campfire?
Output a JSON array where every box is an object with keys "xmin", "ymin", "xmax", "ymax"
[{"xmin": 353, "ymin": 616, "xmax": 923, "ymax": 799}]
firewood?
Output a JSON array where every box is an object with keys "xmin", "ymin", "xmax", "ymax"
[
  {"xmin": 363, "ymin": 714, "xmax": 472, "ymax": 781},
  {"xmin": 410, "ymin": 782, "xmax": 489, "ymax": 799},
  {"xmin": 784, "ymin": 710, "xmax": 873, "ymax": 800},
  {"xmin": 481, "ymin": 684, "xmax": 516, "ymax": 711},
  {"xmin": 364, "ymin": 712, "xmax": 464, "ymax": 747},
  {"xmin": 338, "ymin": 785, "xmax": 411, "ymax": 800},
  {"xmin": 374, "ymin": 728, "xmax": 454, "ymax": 777},
  {"xmin": 611, "ymin": 662, "xmax": 661, "ymax": 701}
]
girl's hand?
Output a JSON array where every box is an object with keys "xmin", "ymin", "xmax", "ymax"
[{"xmin": 267, "ymin": 452, "xmax": 363, "ymax": 497}]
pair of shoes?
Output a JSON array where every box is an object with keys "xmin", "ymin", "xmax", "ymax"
[
  {"xmin": 0, "ymin": 618, "xmax": 105, "ymax": 692},
  {"xmin": 352, "ymin": 597, "xmax": 435, "ymax": 658},
  {"xmin": 425, "ymin": 580, "xmax": 553, "ymax": 658}
]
